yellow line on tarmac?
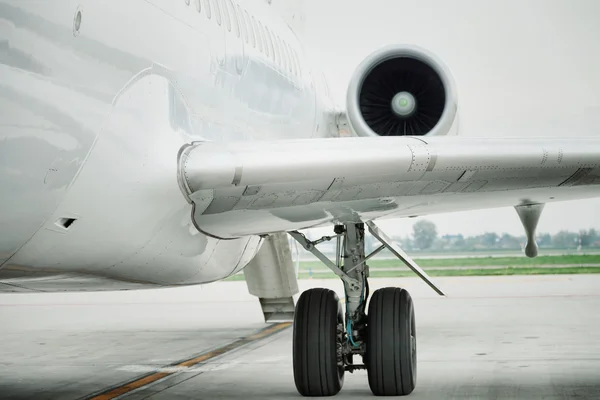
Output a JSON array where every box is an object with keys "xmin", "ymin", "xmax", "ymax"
[{"xmin": 87, "ymin": 322, "xmax": 292, "ymax": 400}]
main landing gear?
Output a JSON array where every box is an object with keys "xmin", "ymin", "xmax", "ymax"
[{"xmin": 289, "ymin": 221, "xmax": 445, "ymax": 397}]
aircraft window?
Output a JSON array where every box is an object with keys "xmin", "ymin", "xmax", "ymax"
[
  {"xmin": 287, "ymin": 46, "xmax": 296, "ymax": 75},
  {"xmin": 229, "ymin": 1, "xmax": 240, "ymax": 38},
  {"xmin": 292, "ymin": 49, "xmax": 299, "ymax": 76},
  {"xmin": 268, "ymin": 29, "xmax": 277, "ymax": 62},
  {"xmin": 275, "ymin": 36, "xmax": 283, "ymax": 69},
  {"xmin": 260, "ymin": 23, "xmax": 270, "ymax": 57},
  {"xmin": 271, "ymin": 32, "xmax": 281, "ymax": 67},
  {"xmin": 204, "ymin": 0, "xmax": 211, "ymax": 19},
  {"xmin": 238, "ymin": 5, "xmax": 248, "ymax": 43},
  {"xmin": 279, "ymin": 39, "xmax": 286, "ymax": 71},
  {"xmin": 195, "ymin": 0, "xmax": 201, "ymax": 12},
  {"xmin": 270, "ymin": 32, "xmax": 280, "ymax": 64},
  {"xmin": 282, "ymin": 40, "xmax": 290, "ymax": 72},
  {"xmin": 279, "ymin": 40, "xmax": 286, "ymax": 69},
  {"xmin": 245, "ymin": 11, "xmax": 255, "ymax": 47},
  {"xmin": 220, "ymin": 0, "xmax": 231, "ymax": 32},
  {"xmin": 212, "ymin": 0, "xmax": 221, "ymax": 25},
  {"xmin": 287, "ymin": 44, "xmax": 295, "ymax": 75},
  {"xmin": 252, "ymin": 16, "xmax": 261, "ymax": 51},
  {"xmin": 282, "ymin": 41, "xmax": 290, "ymax": 73},
  {"xmin": 264, "ymin": 28, "xmax": 274, "ymax": 60}
]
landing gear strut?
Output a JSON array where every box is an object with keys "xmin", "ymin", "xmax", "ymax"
[{"xmin": 289, "ymin": 221, "xmax": 444, "ymax": 397}]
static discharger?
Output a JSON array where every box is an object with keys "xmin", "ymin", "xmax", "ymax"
[{"xmin": 515, "ymin": 203, "xmax": 545, "ymax": 258}]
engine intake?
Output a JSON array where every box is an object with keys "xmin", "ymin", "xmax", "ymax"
[{"xmin": 346, "ymin": 45, "xmax": 458, "ymax": 137}]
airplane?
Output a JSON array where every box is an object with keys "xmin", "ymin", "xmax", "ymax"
[{"xmin": 1, "ymin": 0, "xmax": 600, "ymax": 397}]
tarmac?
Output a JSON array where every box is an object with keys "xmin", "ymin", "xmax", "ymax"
[{"xmin": 1, "ymin": 274, "xmax": 600, "ymax": 399}]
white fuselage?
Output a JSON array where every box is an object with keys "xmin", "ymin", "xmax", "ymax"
[{"xmin": 0, "ymin": 0, "xmax": 332, "ymax": 286}]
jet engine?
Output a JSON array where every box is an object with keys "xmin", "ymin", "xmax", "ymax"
[{"xmin": 346, "ymin": 45, "xmax": 458, "ymax": 137}]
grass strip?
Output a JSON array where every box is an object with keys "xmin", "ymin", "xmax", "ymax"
[{"xmin": 298, "ymin": 254, "xmax": 600, "ymax": 270}]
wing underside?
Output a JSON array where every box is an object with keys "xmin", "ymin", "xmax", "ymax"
[{"xmin": 178, "ymin": 136, "xmax": 600, "ymax": 239}]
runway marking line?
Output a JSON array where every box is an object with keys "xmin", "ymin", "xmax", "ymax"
[{"xmin": 85, "ymin": 321, "xmax": 291, "ymax": 400}]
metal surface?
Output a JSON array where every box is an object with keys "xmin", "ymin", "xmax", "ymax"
[
  {"xmin": 290, "ymin": 224, "xmax": 370, "ymax": 357},
  {"xmin": 336, "ymin": 234, "xmax": 343, "ymax": 269},
  {"xmin": 257, "ymin": 297, "xmax": 296, "ymax": 322},
  {"xmin": 345, "ymin": 44, "xmax": 458, "ymax": 138},
  {"xmin": 288, "ymin": 231, "xmax": 360, "ymax": 290},
  {"xmin": 345, "ymin": 244, "xmax": 385, "ymax": 274},
  {"xmin": 0, "ymin": 0, "xmax": 320, "ymax": 288},
  {"xmin": 340, "ymin": 224, "xmax": 368, "ymax": 319},
  {"xmin": 0, "ymin": 0, "xmax": 599, "ymax": 292},
  {"xmin": 391, "ymin": 92, "xmax": 417, "ymax": 117},
  {"xmin": 243, "ymin": 232, "xmax": 298, "ymax": 322},
  {"xmin": 515, "ymin": 203, "xmax": 546, "ymax": 258},
  {"xmin": 180, "ymin": 136, "xmax": 600, "ymax": 239},
  {"xmin": 366, "ymin": 221, "xmax": 446, "ymax": 296}
]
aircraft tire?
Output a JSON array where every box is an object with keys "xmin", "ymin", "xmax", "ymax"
[
  {"xmin": 293, "ymin": 288, "xmax": 344, "ymax": 396},
  {"xmin": 366, "ymin": 287, "xmax": 417, "ymax": 396}
]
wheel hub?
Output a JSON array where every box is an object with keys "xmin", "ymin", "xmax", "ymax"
[{"xmin": 391, "ymin": 91, "xmax": 416, "ymax": 117}]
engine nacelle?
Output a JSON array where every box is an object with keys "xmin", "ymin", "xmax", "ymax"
[{"xmin": 346, "ymin": 45, "xmax": 458, "ymax": 137}]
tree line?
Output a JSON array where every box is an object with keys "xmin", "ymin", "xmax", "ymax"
[{"xmin": 370, "ymin": 220, "xmax": 600, "ymax": 252}]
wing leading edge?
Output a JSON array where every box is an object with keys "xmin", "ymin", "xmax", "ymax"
[{"xmin": 178, "ymin": 136, "xmax": 600, "ymax": 239}]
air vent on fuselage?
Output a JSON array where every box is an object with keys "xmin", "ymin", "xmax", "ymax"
[{"xmin": 55, "ymin": 217, "xmax": 77, "ymax": 229}]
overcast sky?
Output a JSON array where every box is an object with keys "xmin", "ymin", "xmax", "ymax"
[{"xmin": 298, "ymin": 0, "xmax": 600, "ymax": 237}]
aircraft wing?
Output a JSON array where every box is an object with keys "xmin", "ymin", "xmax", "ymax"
[{"xmin": 178, "ymin": 136, "xmax": 600, "ymax": 239}]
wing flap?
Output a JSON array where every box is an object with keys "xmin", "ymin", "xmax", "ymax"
[{"xmin": 178, "ymin": 137, "xmax": 600, "ymax": 238}]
